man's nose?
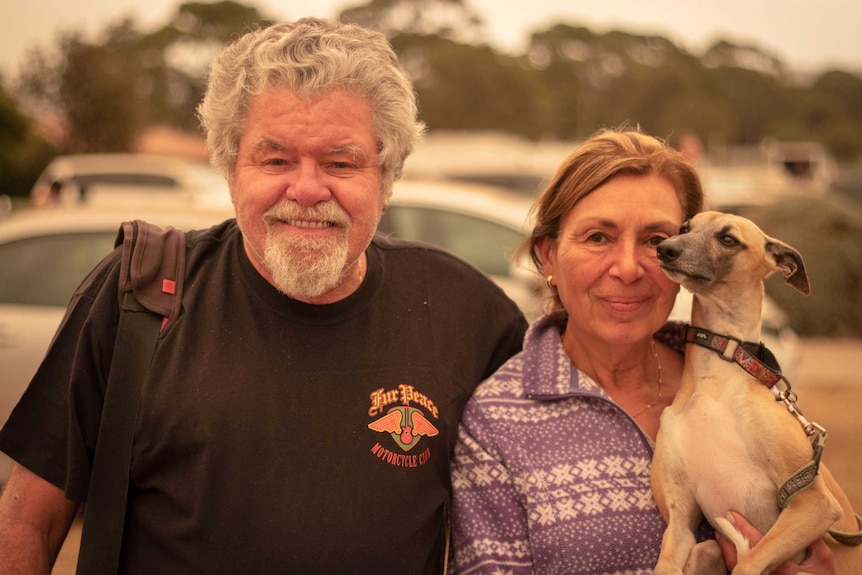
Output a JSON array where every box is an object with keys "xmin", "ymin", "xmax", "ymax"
[{"xmin": 289, "ymin": 160, "xmax": 332, "ymax": 206}]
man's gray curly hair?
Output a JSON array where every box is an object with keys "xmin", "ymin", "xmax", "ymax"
[{"xmin": 197, "ymin": 18, "xmax": 425, "ymax": 198}]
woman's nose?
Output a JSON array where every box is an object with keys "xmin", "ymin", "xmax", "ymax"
[{"xmin": 609, "ymin": 242, "xmax": 646, "ymax": 282}]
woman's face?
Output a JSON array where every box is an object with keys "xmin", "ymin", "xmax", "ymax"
[{"xmin": 539, "ymin": 173, "xmax": 685, "ymax": 347}]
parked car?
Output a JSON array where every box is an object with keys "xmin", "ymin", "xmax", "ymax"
[
  {"xmin": 0, "ymin": 205, "xmax": 232, "ymax": 483},
  {"xmin": 379, "ymin": 179, "xmax": 800, "ymax": 375},
  {"xmin": 0, "ymin": 178, "xmax": 801, "ymax": 482},
  {"xmin": 379, "ymin": 179, "xmax": 545, "ymax": 320},
  {"xmin": 29, "ymin": 153, "xmax": 230, "ymax": 209}
]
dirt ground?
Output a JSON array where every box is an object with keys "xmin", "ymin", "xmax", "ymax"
[
  {"xmin": 49, "ymin": 338, "xmax": 862, "ymax": 574},
  {"xmin": 788, "ymin": 339, "xmax": 862, "ymax": 511}
]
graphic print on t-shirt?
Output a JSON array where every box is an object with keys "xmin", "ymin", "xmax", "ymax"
[{"xmin": 367, "ymin": 384, "xmax": 439, "ymax": 468}]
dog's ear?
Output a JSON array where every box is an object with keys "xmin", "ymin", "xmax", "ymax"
[{"xmin": 766, "ymin": 239, "xmax": 810, "ymax": 296}]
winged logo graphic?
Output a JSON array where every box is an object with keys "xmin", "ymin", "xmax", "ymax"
[{"xmin": 367, "ymin": 406, "xmax": 439, "ymax": 452}]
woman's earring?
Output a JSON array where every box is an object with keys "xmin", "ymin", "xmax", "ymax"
[{"xmin": 546, "ymin": 275, "xmax": 554, "ymax": 287}]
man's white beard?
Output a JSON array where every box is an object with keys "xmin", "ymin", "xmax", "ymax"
[{"xmin": 262, "ymin": 202, "xmax": 352, "ymax": 299}]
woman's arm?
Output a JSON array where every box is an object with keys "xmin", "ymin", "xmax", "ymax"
[{"xmin": 449, "ymin": 401, "xmax": 535, "ymax": 575}]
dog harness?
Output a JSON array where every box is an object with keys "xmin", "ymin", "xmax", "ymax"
[{"xmin": 685, "ymin": 325, "xmax": 862, "ymax": 546}]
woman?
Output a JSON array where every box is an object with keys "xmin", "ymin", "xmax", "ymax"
[{"xmin": 449, "ymin": 128, "xmax": 855, "ymax": 574}]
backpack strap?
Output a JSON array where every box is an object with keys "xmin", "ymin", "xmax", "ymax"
[
  {"xmin": 118, "ymin": 219, "xmax": 187, "ymax": 327},
  {"xmin": 76, "ymin": 220, "xmax": 186, "ymax": 575}
]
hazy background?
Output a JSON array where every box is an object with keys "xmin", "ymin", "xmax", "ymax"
[
  {"xmin": 2, "ymin": 0, "xmax": 862, "ymax": 335},
  {"xmin": 3, "ymin": 0, "xmax": 862, "ymax": 76}
]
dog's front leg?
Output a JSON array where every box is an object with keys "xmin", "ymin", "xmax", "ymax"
[
  {"xmin": 653, "ymin": 432, "xmax": 705, "ymax": 575},
  {"xmin": 722, "ymin": 480, "xmax": 842, "ymax": 575},
  {"xmin": 654, "ymin": 485, "xmax": 706, "ymax": 575}
]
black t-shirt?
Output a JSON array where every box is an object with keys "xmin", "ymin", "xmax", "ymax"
[{"xmin": 1, "ymin": 219, "xmax": 527, "ymax": 575}]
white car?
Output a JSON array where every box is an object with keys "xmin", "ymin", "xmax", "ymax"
[
  {"xmin": 0, "ymin": 179, "xmax": 801, "ymax": 481},
  {"xmin": 29, "ymin": 153, "xmax": 231, "ymax": 209},
  {"xmin": 381, "ymin": 179, "xmax": 546, "ymax": 320},
  {"xmin": 381, "ymin": 179, "xmax": 800, "ymax": 375},
  {"xmin": 0, "ymin": 205, "xmax": 232, "ymax": 482}
]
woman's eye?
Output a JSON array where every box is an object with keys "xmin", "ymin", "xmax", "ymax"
[
  {"xmin": 648, "ymin": 235, "xmax": 667, "ymax": 246},
  {"xmin": 586, "ymin": 232, "xmax": 606, "ymax": 244}
]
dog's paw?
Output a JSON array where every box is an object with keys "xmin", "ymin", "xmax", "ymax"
[{"xmin": 685, "ymin": 540, "xmax": 725, "ymax": 575}]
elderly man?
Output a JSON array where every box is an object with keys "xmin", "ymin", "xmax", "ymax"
[{"xmin": 0, "ymin": 19, "xmax": 526, "ymax": 574}]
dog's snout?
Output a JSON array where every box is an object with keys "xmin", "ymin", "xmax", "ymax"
[{"xmin": 657, "ymin": 240, "xmax": 681, "ymax": 263}]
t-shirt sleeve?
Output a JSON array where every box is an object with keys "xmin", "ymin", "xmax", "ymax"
[{"xmin": 0, "ymin": 249, "xmax": 122, "ymax": 500}]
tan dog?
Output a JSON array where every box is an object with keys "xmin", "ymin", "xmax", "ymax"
[{"xmin": 651, "ymin": 211, "xmax": 843, "ymax": 575}]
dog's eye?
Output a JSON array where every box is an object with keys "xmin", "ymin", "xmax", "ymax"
[
  {"xmin": 679, "ymin": 224, "xmax": 690, "ymax": 234},
  {"xmin": 719, "ymin": 234, "xmax": 740, "ymax": 247}
]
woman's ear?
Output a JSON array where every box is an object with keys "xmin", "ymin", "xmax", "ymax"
[{"xmin": 536, "ymin": 236, "xmax": 556, "ymax": 281}]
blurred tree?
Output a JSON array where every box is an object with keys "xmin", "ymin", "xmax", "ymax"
[
  {"xmin": 339, "ymin": 0, "xmax": 483, "ymax": 43},
  {"xmin": 0, "ymin": 76, "xmax": 55, "ymax": 198},
  {"xmin": 65, "ymin": 21, "xmax": 148, "ymax": 152},
  {"xmin": 4, "ymin": 0, "xmax": 862, "ymax": 164},
  {"xmin": 16, "ymin": 22, "xmax": 158, "ymax": 152},
  {"xmin": 702, "ymin": 40, "xmax": 785, "ymax": 76},
  {"xmin": 141, "ymin": 1, "xmax": 274, "ymax": 130},
  {"xmin": 14, "ymin": 1, "xmax": 272, "ymax": 153},
  {"xmin": 742, "ymin": 197, "xmax": 862, "ymax": 337},
  {"xmin": 392, "ymin": 34, "xmax": 550, "ymax": 137},
  {"xmin": 0, "ymin": 78, "xmax": 28, "ymax": 144},
  {"xmin": 803, "ymin": 71, "xmax": 862, "ymax": 162}
]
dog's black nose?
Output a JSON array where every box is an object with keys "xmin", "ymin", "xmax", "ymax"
[{"xmin": 657, "ymin": 241, "xmax": 681, "ymax": 262}]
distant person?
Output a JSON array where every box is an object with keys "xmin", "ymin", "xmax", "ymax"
[
  {"xmin": 668, "ymin": 130, "xmax": 704, "ymax": 164},
  {"xmin": 448, "ymin": 128, "xmax": 860, "ymax": 574},
  {"xmin": 0, "ymin": 18, "xmax": 526, "ymax": 574}
]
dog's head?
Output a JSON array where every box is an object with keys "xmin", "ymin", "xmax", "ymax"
[{"xmin": 657, "ymin": 211, "xmax": 810, "ymax": 296}]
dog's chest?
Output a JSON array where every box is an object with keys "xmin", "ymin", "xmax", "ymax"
[{"xmin": 663, "ymin": 390, "xmax": 780, "ymax": 528}]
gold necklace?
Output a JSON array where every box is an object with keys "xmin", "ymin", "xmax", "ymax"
[{"xmin": 633, "ymin": 339, "xmax": 663, "ymax": 418}]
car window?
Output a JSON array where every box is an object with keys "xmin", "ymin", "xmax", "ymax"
[
  {"xmin": 0, "ymin": 232, "xmax": 117, "ymax": 307},
  {"xmin": 69, "ymin": 173, "xmax": 179, "ymax": 189},
  {"xmin": 378, "ymin": 205, "xmax": 523, "ymax": 276}
]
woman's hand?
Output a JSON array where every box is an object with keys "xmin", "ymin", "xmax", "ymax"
[{"xmin": 716, "ymin": 511, "xmax": 834, "ymax": 575}]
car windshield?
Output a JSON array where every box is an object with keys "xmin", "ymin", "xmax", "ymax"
[
  {"xmin": 378, "ymin": 205, "xmax": 523, "ymax": 277},
  {"xmin": 0, "ymin": 232, "xmax": 117, "ymax": 306}
]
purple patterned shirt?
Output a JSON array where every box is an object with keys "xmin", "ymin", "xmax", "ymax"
[{"xmin": 450, "ymin": 312, "xmax": 699, "ymax": 575}]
